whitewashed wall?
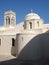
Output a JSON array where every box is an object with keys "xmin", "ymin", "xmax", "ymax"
[{"xmin": 0, "ymin": 35, "xmax": 16, "ymax": 56}]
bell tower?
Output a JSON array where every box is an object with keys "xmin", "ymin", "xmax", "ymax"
[{"xmin": 4, "ymin": 10, "xmax": 16, "ymax": 26}]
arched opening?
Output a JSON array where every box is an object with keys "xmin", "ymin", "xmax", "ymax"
[
  {"xmin": 30, "ymin": 22, "xmax": 32, "ymax": 29},
  {"xmin": 37, "ymin": 21, "xmax": 39, "ymax": 27},
  {"xmin": 12, "ymin": 38, "xmax": 15, "ymax": 46},
  {"xmin": 6, "ymin": 16, "xmax": 10, "ymax": 25},
  {"xmin": 8, "ymin": 18, "xmax": 10, "ymax": 24}
]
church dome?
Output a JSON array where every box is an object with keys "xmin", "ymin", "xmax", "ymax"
[{"xmin": 25, "ymin": 13, "xmax": 40, "ymax": 20}]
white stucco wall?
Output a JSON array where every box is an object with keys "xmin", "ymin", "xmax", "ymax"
[{"xmin": 0, "ymin": 35, "xmax": 16, "ymax": 56}]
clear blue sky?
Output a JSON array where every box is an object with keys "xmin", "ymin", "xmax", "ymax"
[{"xmin": 0, "ymin": 0, "xmax": 49, "ymax": 25}]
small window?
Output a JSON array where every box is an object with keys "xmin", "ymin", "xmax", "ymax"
[
  {"xmin": 6, "ymin": 18, "xmax": 8, "ymax": 25},
  {"xmin": 8, "ymin": 18, "xmax": 10, "ymax": 24},
  {"xmin": 12, "ymin": 38, "xmax": 15, "ymax": 46},
  {"xmin": 37, "ymin": 21, "xmax": 39, "ymax": 27},
  {"xmin": 30, "ymin": 22, "xmax": 32, "ymax": 29},
  {"xmin": 0, "ymin": 39, "xmax": 1, "ymax": 46},
  {"xmin": 22, "ymin": 37, "xmax": 23, "ymax": 41},
  {"xmin": 23, "ymin": 25, "xmax": 24, "ymax": 27}
]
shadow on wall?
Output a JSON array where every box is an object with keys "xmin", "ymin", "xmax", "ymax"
[{"xmin": 17, "ymin": 30, "xmax": 49, "ymax": 60}]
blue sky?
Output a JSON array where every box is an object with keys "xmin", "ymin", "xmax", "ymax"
[{"xmin": 0, "ymin": 0, "xmax": 49, "ymax": 25}]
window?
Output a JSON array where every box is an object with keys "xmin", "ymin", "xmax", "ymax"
[
  {"xmin": 23, "ymin": 25, "xmax": 24, "ymax": 27},
  {"xmin": 37, "ymin": 21, "xmax": 39, "ymax": 27},
  {"xmin": 12, "ymin": 38, "xmax": 15, "ymax": 46},
  {"xmin": 8, "ymin": 18, "xmax": 10, "ymax": 24},
  {"xmin": 0, "ymin": 39, "xmax": 1, "ymax": 46},
  {"xmin": 6, "ymin": 19, "xmax": 7, "ymax": 25},
  {"xmin": 6, "ymin": 16, "xmax": 10, "ymax": 25},
  {"xmin": 22, "ymin": 37, "xmax": 23, "ymax": 41},
  {"xmin": 30, "ymin": 22, "xmax": 32, "ymax": 29}
]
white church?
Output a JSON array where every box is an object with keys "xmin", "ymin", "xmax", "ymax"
[{"xmin": 0, "ymin": 10, "xmax": 49, "ymax": 60}]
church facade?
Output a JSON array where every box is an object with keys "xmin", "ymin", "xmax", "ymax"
[{"xmin": 0, "ymin": 10, "xmax": 49, "ymax": 60}]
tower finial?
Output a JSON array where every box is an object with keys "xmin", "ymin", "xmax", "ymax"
[{"xmin": 31, "ymin": 9, "xmax": 33, "ymax": 13}]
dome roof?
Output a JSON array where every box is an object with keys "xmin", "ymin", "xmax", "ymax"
[{"xmin": 25, "ymin": 13, "xmax": 40, "ymax": 20}]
